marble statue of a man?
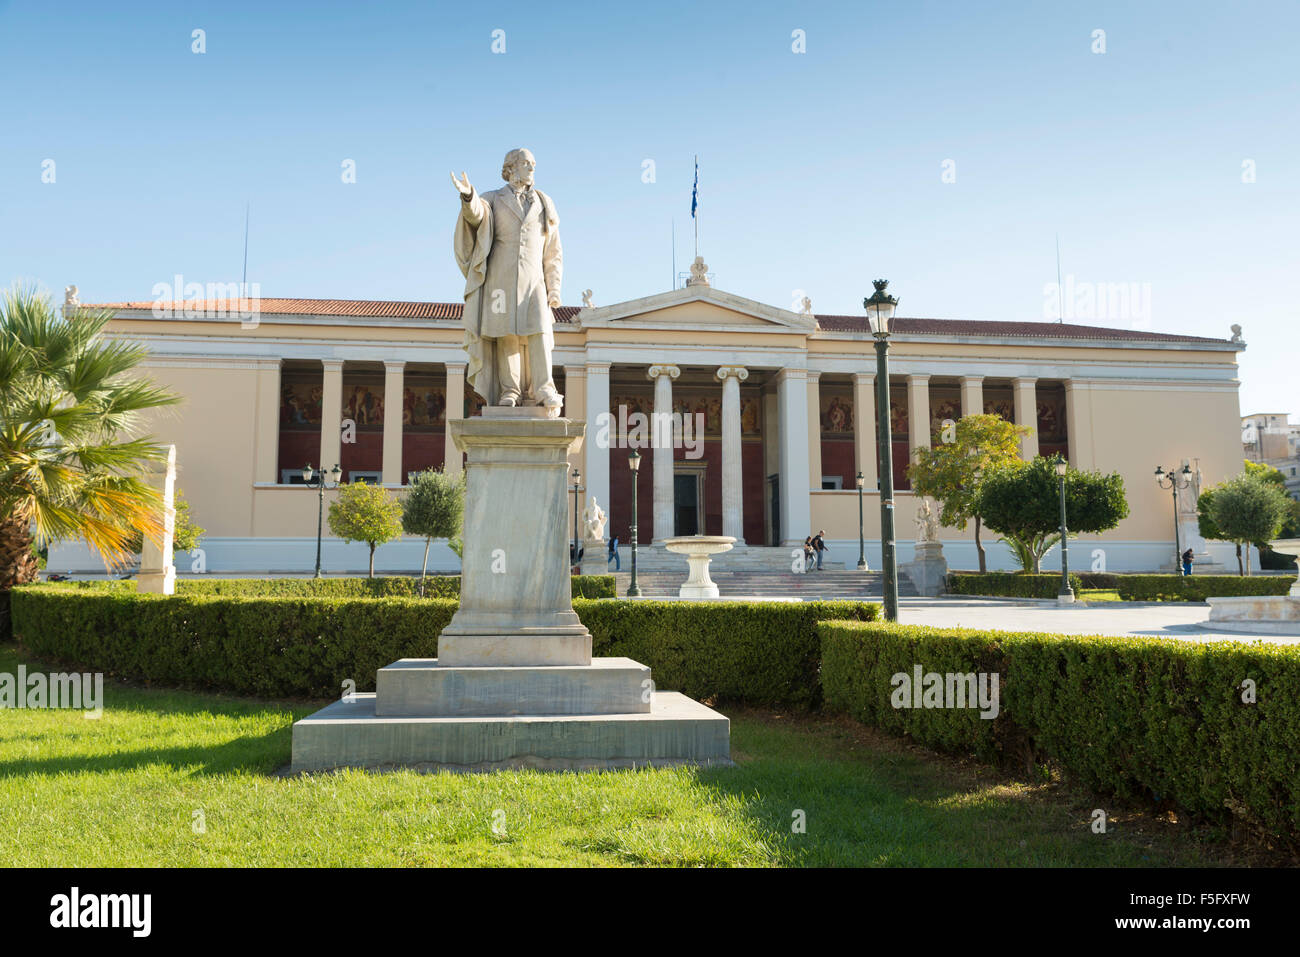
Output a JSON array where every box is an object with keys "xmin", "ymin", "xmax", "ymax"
[{"xmin": 452, "ymin": 148, "xmax": 564, "ymax": 414}]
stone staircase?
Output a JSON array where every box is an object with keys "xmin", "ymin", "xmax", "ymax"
[{"xmin": 610, "ymin": 567, "xmax": 918, "ymax": 600}]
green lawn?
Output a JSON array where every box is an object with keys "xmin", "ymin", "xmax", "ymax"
[{"xmin": 0, "ymin": 642, "xmax": 1244, "ymax": 867}]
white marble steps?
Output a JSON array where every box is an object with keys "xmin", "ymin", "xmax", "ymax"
[
  {"xmin": 291, "ymin": 691, "xmax": 731, "ymax": 772},
  {"xmin": 610, "ymin": 569, "xmax": 917, "ymax": 599},
  {"xmin": 375, "ymin": 657, "xmax": 651, "ymax": 716}
]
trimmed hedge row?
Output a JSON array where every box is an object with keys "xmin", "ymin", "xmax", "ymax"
[
  {"xmin": 948, "ymin": 571, "xmax": 1294, "ymax": 602},
  {"xmin": 10, "ymin": 587, "xmax": 876, "ymax": 705},
  {"xmin": 1078, "ymin": 573, "xmax": 1293, "ymax": 602},
  {"xmin": 946, "ymin": 572, "xmax": 1083, "ymax": 599},
  {"xmin": 28, "ymin": 574, "xmax": 618, "ymax": 600},
  {"xmin": 820, "ymin": 621, "xmax": 1300, "ymax": 840}
]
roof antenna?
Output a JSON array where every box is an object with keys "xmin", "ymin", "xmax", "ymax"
[
  {"xmin": 241, "ymin": 201, "xmax": 250, "ymax": 296},
  {"xmin": 1055, "ymin": 233, "xmax": 1064, "ymax": 324}
]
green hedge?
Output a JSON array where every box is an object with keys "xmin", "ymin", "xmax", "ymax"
[
  {"xmin": 26, "ymin": 574, "xmax": 617, "ymax": 600},
  {"xmin": 10, "ymin": 587, "xmax": 876, "ymax": 705},
  {"xmin": 948, "ymin": 571, "xmax": 1293, "ymax": 602},
  {"xmin": 946, "ymin": 572, "xmax": 1083, "ymax": 599},
  {"xmin": 821, "ymin": 621, "xmax": 1300, "ymax": 840},
  {"xmin": 1077, "ymin": 573, "xmax": 1293, "ymax": 602}
]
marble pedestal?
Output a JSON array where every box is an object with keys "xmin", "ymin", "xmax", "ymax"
[
  {"xmin": 901, "ymin": 541, "xmax": 948, "ymax": 598},
  {"xmin": 579, "ymin": 537, "xmax": 608, "ymax": 576},
  {"xmin": 291, "ymin": 410, "xmax": 731, "ymax": 772}
]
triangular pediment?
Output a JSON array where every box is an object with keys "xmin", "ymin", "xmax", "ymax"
[{"xmin": 574, "ymin": 285, "xmax": 816, "ymax": 332}]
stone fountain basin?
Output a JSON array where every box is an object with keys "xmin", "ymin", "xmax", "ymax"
[
  {"xmin": 1203, "ymin": 537, "xmax": 1300, "ymax": 634},
  {"xmin": 662, "ymin": 536, "xmax": 736, "ymax": 600}
]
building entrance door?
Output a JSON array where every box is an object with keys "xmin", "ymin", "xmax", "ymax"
[{"xmin": 673, "ymin": 472, "xmax": 699, "ymax": 535}]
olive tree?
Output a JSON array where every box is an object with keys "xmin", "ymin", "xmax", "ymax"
[{"xmin": 401, "ymin": 467, "xmax": 465, "ymax": 581}]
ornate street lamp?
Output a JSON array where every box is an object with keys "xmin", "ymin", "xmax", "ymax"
[
  {"xmin": 855, "ymin": 470, "xmax": 868, "ymax": 570},
  {"xmin": 1054, "ymin": 454, "xmax": 1074, "ymax": 604},
  {"xmin": 864, "ymin": 279, "xmax": 899, "ymax": 622},
  {"xmin": 569, "ymin": 467, "xmax": 585, "ymax": 570},
  {"xmin": 1155, "ymin": 463, "xmax": 1194, "ymax": 575},
  {"xmin": 302, "ymin": 463, "xmax": 342, "ymax": 579},
  {"xmin": 627, "ymin": 449, "xmax": 642, "ymax": 597}
]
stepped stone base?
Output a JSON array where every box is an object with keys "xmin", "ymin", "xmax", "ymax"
[
  {"xmin": 289, "ymin": 412, "xmax": 731, "ymax": 774},
  {"xmin": 375, "ymin": 657, "xmax": 651, "ymax": 716},
  {"xmin": 291, "ymin": 689, "xmax": 731, "ymax": 772}
]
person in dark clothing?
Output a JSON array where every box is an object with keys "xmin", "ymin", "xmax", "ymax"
[
  {"xmin": 1181, "ymin": 547, "xmax": 1194, "ymax": 576},
  {"xmin": 802, "ymin": 536, "xmax": 815, "ymax": 572},
  {"xmin": 812, "ymin": 530, "xmax": 828, "ymax": 571},
  {"xmin": 608, "ymin": 535, "xmax": 621, "ymax": 571}
]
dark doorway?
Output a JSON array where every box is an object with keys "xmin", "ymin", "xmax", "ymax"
[{"xmin": 674, "ymin": 473, "xmax": 699, "ymax": 535}]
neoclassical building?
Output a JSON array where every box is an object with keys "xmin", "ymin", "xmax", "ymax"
[{"xmin": 47, "ymin": 274, "xmax": 1248, "ymax": 574}]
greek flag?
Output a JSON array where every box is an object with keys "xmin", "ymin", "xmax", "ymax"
[{"xmin": 691, "ymin": 158, "xmax": 698, "ymax": 219}]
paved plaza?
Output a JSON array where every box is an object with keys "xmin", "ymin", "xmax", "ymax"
[{"xmin": 901, "ymin": 597, "xmax": 1300, "ymax": 643}]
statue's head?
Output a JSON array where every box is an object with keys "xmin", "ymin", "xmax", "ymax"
[{"xmin": 502, "ymin": 148, "xmax": 536, "ymax": 189}]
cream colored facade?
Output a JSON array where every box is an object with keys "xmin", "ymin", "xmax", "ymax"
[{"xmin": 47, "ymin": 283, "xmax": 1248, "ymax": 575}]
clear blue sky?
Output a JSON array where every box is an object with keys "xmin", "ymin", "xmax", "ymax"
[{"xmin": 2, "ymin": 0, "xmax": 1296, "ymax": 415}]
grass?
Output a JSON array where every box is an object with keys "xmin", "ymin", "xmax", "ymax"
[
  {"xmin": 0, "ymin": 642, "xmax": 1271, "ymax": 867},
  {"xmin": 1079, "ymin": 589, "xmax": 1123, "ymax": 602}
]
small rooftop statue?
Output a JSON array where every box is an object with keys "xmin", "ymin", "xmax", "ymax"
[
  {"xmin": 1230, "ymin": 323, "xmax": 1243, "ymax": 343},
  {"xmin": 581, "ymin": 289, "xmax": 594, "ymax": 308}
]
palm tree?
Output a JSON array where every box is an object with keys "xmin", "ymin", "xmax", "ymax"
[{"xmin": 1, "ymin": 286, "xmax": 181, "ymax": 628}]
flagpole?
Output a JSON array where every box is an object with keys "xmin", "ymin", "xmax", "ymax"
[{"xmin": 693, "ymin": 154, "xmax": 699, "ymax": 258}]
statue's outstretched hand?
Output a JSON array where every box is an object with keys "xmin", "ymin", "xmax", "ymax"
[{"xmin": 450, "ymin": 170, "xmax": 473, "ymax": 199}]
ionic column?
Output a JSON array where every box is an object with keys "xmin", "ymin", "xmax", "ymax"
[
  {"xmin": 907, "ymin": 374, "xmax": 932, "ymax": 463},
  {"xmin": 382, "ymin": 360, "xmax": 405, "ymax": 485},
  {"xmin": 444, "ymin": 362, "xmax": 466, "ymax": 476},
  {"xmin": 960, "ymin": 375, "xmax": 984, "ymax": 419},
  {"xmin": 319, "ymin": 359, "xmax": 344, "ymax": 473},
  {"xmin": 853, "ymin": 372, "xmax": 877, "ymax": 490},
  {"xmin": 716, "ymin": 366, "xmax": 749, "ymax": 542},
  {"xmin": 776, "ymin": 368, "xmax": 812, "ymax": 545},
  {"xmin": 585, "ymin": 362, "xmax": 611, "ymax": 526},
  {"xmin": 1013, "ymin": 376, "xmax": 1040, "ymax": 459},
  {"xmin": 806, "ymin": 371, "xmax": 822, "ymax": 491},
  {"xmin": 563, "ymin": 364, "xmax": 587, "ymax": 475},
  {"xmin": 647, "ymin": 364, "xmax": 680, "ymax": 541},
  {"xmin": 253, "ymin": 359, "xmax": 281, "ymax": 484}
]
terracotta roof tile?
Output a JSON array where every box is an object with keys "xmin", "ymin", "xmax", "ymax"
[
  {"xmin": 93, "ymin": 298, "xmax": 582, "ymax": 323},
  {"xmin": 91, "ymin": 297, "xmax": 1225, "ymax": 343},
  {"xmin": 814, "ymin": 315, "xmax": 1226, "ymax": 344}
]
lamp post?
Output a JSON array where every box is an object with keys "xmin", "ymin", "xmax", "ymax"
[
  {"xmin": 627, "ymin": 449, "xmax": 642, "ymax": 597},
  {"xmin": 302, "ymin": 463, "xmax": 342, "ymax": 579},
  {"xmin": 1054, "ymin": 454, "xmax": 1074, "ymax": 604},
  {"xmin": 1155, "ymin": 463, "xmax": 1194, "ymax": 575},
  {"xmin": 864, "ymin": 279, "xmax": 899, "ymax": 622},
  {"xmin": 569, "ymin": 467, "xmax": 585, "ymax": 570},
  {"xmin": 855, "ymin": 470, "xmax": 867, "ymax": 570}
]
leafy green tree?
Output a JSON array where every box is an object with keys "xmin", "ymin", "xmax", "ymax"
[
  {"xmin": 908, "ymin": 413, "xmax": 1027, "ymax": 572},
  {"xmin": 401, "ymin": 468, "xmax": 465, "ymax": 580},
  {"xmin": 1, "ymin": 286, "xmax": 179, "ymax": 634},
  {"xmin": 328, "ymin": 479, "xmax": 402, "ymax": 577},
  {"xmin": 1207, "ymin": 474, "xmax": 1291, "ymax": 576},
  {"xmin": 975, "ymin": 456, "xmax": 1130, "ymax": 572},
  {"xmin": 1200, "ymin": 461, "xmax": 1300, "ymax": 573}
]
